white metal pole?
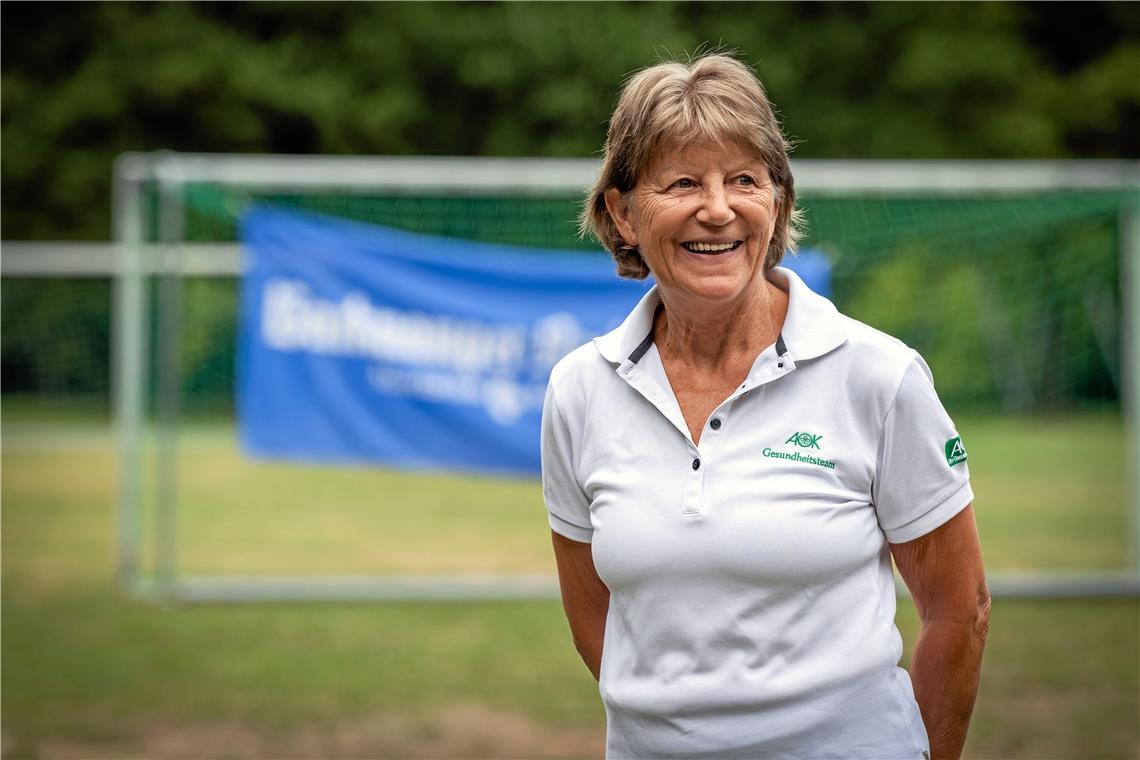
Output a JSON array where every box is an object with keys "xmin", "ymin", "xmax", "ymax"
[
  {"xmin": 1121, "ymin": 199, "xmax": 1140, "ymax": 575},
  {"xmin": 154, "ymin": 154, "xmax": 186, "ymax": 597},
  {"xmin": 112, "ymin": 154, "xmax": 150, "ymax": 594},
  {"xmin": 137, "ymin": 154, "xmax": 1138, "ymax": 193}
]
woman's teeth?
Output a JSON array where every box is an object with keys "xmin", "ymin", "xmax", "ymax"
[{"xmin": 683, "ymin": 241, "xmax": 739, "ymax": 253}]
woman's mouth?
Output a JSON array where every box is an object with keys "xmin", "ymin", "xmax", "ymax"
[{"xmin": 681, "ymin": 240, "xmax": 743, "ymax": 255}]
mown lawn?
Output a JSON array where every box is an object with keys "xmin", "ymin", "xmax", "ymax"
[{"xmin": 2, "ymin": 412, "xmax": 1137, "ymax": 758}]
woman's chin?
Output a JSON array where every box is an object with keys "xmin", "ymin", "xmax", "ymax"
[{"xmin": 670, "ymin": 274, "xmax": 757, "ymax": 305}]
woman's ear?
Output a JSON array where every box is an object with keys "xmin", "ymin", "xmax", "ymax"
[{"xmin": 603, "ymin": 188, "xmax": 638, "ymax": 248}]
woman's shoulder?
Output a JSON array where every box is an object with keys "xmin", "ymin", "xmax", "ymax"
[
  {"xmin": 830, "ymin": 313, "xmax": 923, "ymax": 391},
  {"xmin": 838, "ymin": 314, "xmax": 916, "ymax": 360},
  {"xmin": 547, "ymin": 340, "xmax": 613, "ymax": 398}
]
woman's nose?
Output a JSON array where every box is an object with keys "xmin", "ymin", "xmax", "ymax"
[{"xmin": 696, "ymin": 185, "xmax": 735, "ymax": 225}]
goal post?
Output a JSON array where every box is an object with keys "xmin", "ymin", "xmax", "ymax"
[
  {"xmin": 1122, "ymin": 199, "xmax": 1140, "ymax": 575},
  {"xmin": 112, "ymin": 152, "xmax": 1140, "ymax": 602}
]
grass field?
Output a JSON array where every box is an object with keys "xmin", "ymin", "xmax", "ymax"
[{"xmin": 3, "ymin": 410, "xmax": 1138, "ymax": 758}]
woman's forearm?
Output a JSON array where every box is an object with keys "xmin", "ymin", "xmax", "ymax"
[
  {"xmin": 574, "ymin": 619, "xmax": 606, "ymax": 681},
  {"xmin": 909, "ymin": 608, "xmax": 989, "ymax": 759},
  {"xmin": 891, "ymin": 506, "xmax": 989, "ymax": 759},
  {"xmin": 551, "ymin": 531, "xmax": 610, "ymax": 681}
]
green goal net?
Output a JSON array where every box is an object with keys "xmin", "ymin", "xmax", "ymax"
[
  {"xmin": 155, "ymin": 175, "xmax": 1135, "ymax": 415},
  {"xmin": 98, "ymin": 154, "xmax": 1140, "ymax": 599}
]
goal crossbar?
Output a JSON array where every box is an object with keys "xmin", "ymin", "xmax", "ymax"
[{"xmin": 118, "ymin": 151, "xmax": 1139, "ymax": 193}]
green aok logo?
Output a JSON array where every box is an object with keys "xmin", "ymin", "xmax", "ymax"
[
  {"xmin": 785, "ymin": 431, "xmax": 823, "ymax": 449},
  {"xmin": 945, "ymin": 436, "xmax": 967, "ymax": 467}
]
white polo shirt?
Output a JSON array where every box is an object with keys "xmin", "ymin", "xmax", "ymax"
[{"xmin": 541, "ymin": 267, "xmax": 973, "ymax": 759}]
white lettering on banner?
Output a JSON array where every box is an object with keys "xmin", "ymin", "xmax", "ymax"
[
  {"xmin": 366, "ymin": 367, "xmax": 482, "ymax": 405},
  {"xmin": 261, "ymin": 278, "xmax": 577, "ymax": 424},
  {"xmin": 261, "ymin": 278, "xmax": 528, "ymax": 373}
]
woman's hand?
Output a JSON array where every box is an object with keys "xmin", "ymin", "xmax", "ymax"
[
  {"xmin": 891, "ymin": 504, "xmax": 990, "ymax": 760},
  {"xmin": 551, "ymin": 530, "xmax": 610, "ymax": 680}
]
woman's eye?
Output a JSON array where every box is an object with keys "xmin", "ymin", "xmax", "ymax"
[
  {"xmin": 735, "ymin": 175, "xmax": 756, "ymax": 186},
  {"xmin": 673, "ymin": 178, "xmax": 696, "ymax": 189}
]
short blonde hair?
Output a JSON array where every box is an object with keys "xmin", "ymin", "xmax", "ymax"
[{"xmin": 580, "ymin": 54, "xmax": 803, "ymax": 279}]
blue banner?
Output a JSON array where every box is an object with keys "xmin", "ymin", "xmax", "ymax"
[{"xmin": 237, "ymin": 206, "xmax": 830, "ymax": 475}]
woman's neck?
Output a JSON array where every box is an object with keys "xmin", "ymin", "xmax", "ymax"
[{"xmin": 654, "ymin": 275, "xmax": 789, "ymax": 371}]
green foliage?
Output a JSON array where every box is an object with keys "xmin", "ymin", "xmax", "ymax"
[
  {"xmin": 181, "ymin": 279, "xmax": 239, "ymax": 406},
  {"xmin": 0, "ymin": 279, "xmax": 111, "ymax": 399},
  {"xmin": 1, "ymin": 3, "xmax": 1136, "ymax": 408},
  {"xmin": 2, "ymin": 2, "xmax": 1139, "ymax": 240}
]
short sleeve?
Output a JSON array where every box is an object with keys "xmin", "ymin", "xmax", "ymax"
[
  {"xmin": 540, "ymin": 381, "xmax": 593, "ymax": 543},
  {"xmin": 873, "ymin": 354, "xmax": 974, "ymax": 544}
]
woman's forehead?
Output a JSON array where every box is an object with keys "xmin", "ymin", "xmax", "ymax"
[{"xmin": 645, "ymin": 140, "xmax": 767, "ymax": 174}]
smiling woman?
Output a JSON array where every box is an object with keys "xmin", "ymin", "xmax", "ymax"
[
  {"xmin": 581, "ymin": 55, "xmax": 802, "ymax": 281},
  {"xmin": 544, "ymin": 53, "xmax": 989, "ymax": 760}
]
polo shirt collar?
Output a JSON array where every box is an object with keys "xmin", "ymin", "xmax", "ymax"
[
  {"xmin": 769, "ymin": 266, "xmax": 848, "ymax": 361},
  {"xmin": 592, "ymin": 266, "xmax": 846, "ymax": 365},
  {"xmin": 593, "ymin": 286, "xmax": 662, "ymax": 364}
]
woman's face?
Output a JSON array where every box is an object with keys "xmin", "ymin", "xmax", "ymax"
[{"xmin": 606, "ymin": 141, "xmax": 779, "ymax": 307}]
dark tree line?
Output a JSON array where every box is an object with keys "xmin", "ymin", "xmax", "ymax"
[
  {"xmin": 3, "ymin": 1, "xmax": 1138, "ymax": 240},
  {"xmin": 1, "ymin": 2, "xmax": 1136, "ymax": 409}
]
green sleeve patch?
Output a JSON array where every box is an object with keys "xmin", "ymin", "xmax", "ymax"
[{"xmin": 944, "ymin": 436, "xmax": 967, "ymax": 467}]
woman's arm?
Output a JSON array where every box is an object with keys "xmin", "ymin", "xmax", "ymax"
[
  {"xmin": 551, "ymin": 530, "xmax": 610, "ymax": 680},
  {"xmin": 890, "ymin": 504, "xmax": 990, "ymax": 760}
]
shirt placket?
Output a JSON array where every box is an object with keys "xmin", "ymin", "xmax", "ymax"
[
  {"xmin": 688, "ymin": 346, "xmax": 798, "ymax": 514},
  {"xmin": 616, "ymin": 343, "xmax": 797, "ymax": 517},
  {"xmin": 681, "ymin": 403, "xmax": 730, "ymax": 515}
]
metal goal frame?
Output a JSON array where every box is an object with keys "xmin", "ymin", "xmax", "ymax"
[{"xmin": 110, "ymin": 152, "xmax": 1140, "ymax": 602}]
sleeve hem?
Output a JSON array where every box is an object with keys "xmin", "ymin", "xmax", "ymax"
[
  {"xmin": 549, "ymin": 512, "xmax": 593, "ymax": 543},
  {"xmin": 883, "ymin": 481, "xmax": 974, "ymax": 544}
]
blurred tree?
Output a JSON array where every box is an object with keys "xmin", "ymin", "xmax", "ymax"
[
  {"xmin": 2, "ymin": 1, "xmax": 1138, "ymax": 239},
  {"xmin": 1, "ymin": 1, "xmax": 1135, "ymax": 407}
]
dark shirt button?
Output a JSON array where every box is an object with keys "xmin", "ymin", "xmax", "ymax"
[
  {"xmin": 710, "ymin": 418, "xmax": 722, "ymax": 430},
  {"xmin": 692, "ymin": 458, "xmax": 701, "ymax": 471}
]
